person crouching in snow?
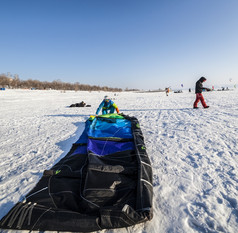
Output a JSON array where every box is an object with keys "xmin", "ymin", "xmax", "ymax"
[
  {"xmin": 193, "ymin": 77, "xmax": 210, "ymax": 109},
  {"xmin": 96, "ymin": 96, "xmax": 120, "ymax": 115}
]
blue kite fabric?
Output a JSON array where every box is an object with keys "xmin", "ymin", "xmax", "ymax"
[{"xmin": 0, "ymin": 113, "xmax": 153, "ymax": 232}]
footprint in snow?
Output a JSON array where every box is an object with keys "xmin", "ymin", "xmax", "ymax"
[
  {"xmin": 186, "ymin": 202, "xmax": 225, "ymax": 232},
  {"xmin": 183, "ymin": 155, "xmax": 199, "ymax": 169}
]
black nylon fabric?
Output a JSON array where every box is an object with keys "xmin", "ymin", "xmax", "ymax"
[{"xmin": 0, "ymin": 114, "xmax": 153, "ymax": 232}]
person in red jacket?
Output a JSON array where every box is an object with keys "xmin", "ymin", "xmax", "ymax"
[{"xmin": 193, "ymin": 77, "xmax": 210, "ymax": 109}]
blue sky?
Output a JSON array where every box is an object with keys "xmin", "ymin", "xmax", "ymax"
[{"xmin": 1, "ymin": 0, "xmax": 238, "ymax": 90}]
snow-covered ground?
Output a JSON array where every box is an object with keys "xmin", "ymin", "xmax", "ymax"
[{"xmin": 0, "ymin": 89, "xmax": 238, "ymax": 233}]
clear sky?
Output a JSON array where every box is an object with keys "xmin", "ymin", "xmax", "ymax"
[{"xmin": 1, "ymin": 0, "xmax": 238, "ymax": 90}]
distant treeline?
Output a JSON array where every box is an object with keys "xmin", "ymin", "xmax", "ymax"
[{"xmin": 0, "ymin": 74, "xmax": 123, "ymax": 92}]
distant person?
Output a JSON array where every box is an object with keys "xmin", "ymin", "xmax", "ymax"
[
  {"xmin": 193, "ymin": 77, "xmax": 210, "ymax": 109},
  {"xmin": 165, "ymin": 87, "xmax": 170, "ymax": 96},
  {"xmin": 189, "ymin": 88, "xmax": 191, "ymax": 92},
  {"xmin": 96, "ymin": 96, "xmax": 120, "ymax": 115}
]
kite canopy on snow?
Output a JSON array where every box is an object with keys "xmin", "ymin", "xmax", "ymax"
[{"xmin": 0, "ymin": 113, "xmax": 153, "ymax": 232}]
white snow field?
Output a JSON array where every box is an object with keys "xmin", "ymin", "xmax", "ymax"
[{"xmin": 0, "ymin": 89, "xmax": 238, "ymax": 233}]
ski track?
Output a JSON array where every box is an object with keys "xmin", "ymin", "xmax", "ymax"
[{"xmin": 0, "ymin": 89, "xmax": 238, "ymax": 233}]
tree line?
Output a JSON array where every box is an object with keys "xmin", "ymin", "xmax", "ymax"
[{"xmin": 0, "ymin": 74, "xmax": 122, "ymax": 92}]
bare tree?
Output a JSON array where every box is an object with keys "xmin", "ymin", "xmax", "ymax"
[{"xmin": 0, "ymin": 75, "xmax": 123, "ymax": 92}]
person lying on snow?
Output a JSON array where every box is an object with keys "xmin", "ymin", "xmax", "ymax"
[
  {"xmin": 193, "ymin": 77, "xmax": 210, "ymax": 109},
  {"xmin": 96, "ymin": 96, "xmax": 120, "ymax": 115}
]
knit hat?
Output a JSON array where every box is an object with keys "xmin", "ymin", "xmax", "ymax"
[
  {"xmin": 104, "ymin": 95, "xmax": 110, "ymax": 100},
  {"xmin": 200, "ymin": 77, "xmax": 206, "ymax": 82}
]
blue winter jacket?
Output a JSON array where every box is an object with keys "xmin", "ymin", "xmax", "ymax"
[{"xmin": 96, "ymin": 100, "xmax": 118, "ymax": 115}]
